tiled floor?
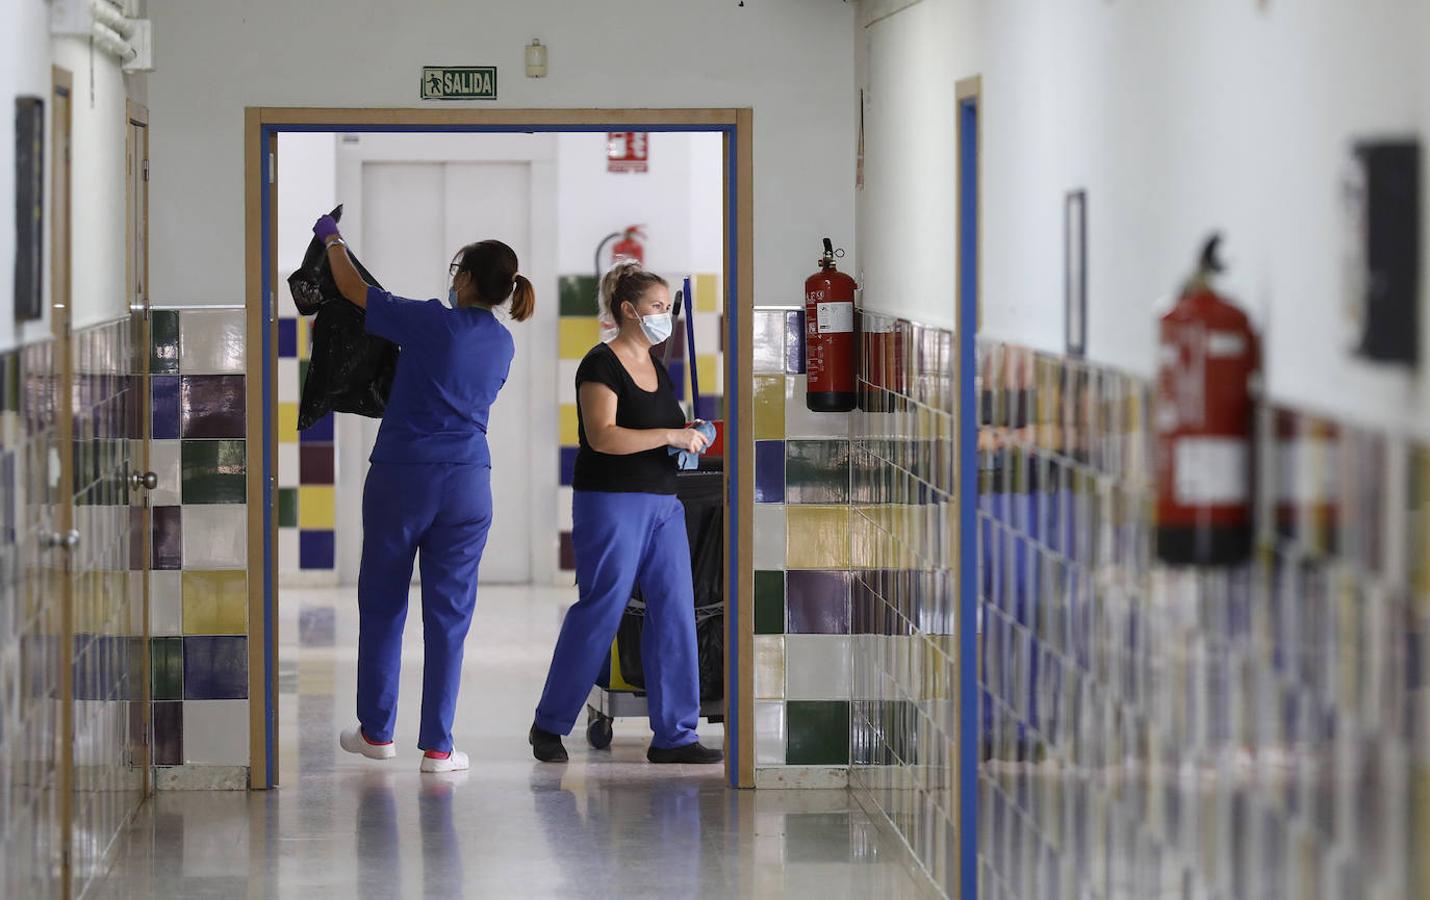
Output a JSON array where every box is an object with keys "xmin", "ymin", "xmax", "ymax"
[{"xmin": 91, "ymin": 584, "xmax": 929, "ymax": 899}]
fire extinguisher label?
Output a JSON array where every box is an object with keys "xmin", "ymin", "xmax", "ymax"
[
  {"xmin": 816, "ymin": 301, "xmax": 854, "ymax": 334},
  {"xmin": 1173, "ymin": 437, "xmax": 1249, "ymax": 505}
]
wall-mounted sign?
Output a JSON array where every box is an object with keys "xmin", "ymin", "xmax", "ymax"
[
  {"xmin": 607, "ymin": 132, "xmax": 649, "ymax": 173},
  {"xmin": 420, "ymin": 67, "xmax": 497, "ymax": 101}
]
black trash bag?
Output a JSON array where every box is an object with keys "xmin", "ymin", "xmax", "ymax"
[
  {"xmin": 287, "ymin": 204, "xmax": 399, "ymax": 430},
  {"xmin": 614, "ymin": 463, "xmax": 725, "ymax": 702}
]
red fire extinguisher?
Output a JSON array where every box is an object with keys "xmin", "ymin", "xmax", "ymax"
[
  {"xmin": 805, "ymin": 238, "xmax": 857, "ymax": 412},
  {"xmin": 1155, "ymin": 234, "xmax": 1260, "ymax": 566},
  {"xmin": 611, "ymin": 226, "xmax": 646, "ymax": 266}
]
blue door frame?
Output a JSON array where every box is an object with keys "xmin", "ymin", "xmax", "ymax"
[
  {"xmin": 253, "ymin": 117, "xmax": 747, "ymax": 790},
  {"xmin": 957, "ymin": 91, "xmax": 980, "ymax": 900}
]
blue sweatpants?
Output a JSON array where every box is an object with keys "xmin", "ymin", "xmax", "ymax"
[
  {"xmin": 357, "ymin": 461, "xmax": 492, "ymax": 752},
  {"xmin": 534, "ymin": 491, "xmax": 700, "ymax": 750}
]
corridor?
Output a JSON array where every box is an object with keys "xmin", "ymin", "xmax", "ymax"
[{"xmin": 89, "ymin": 586, "xmax": 927, "ymax": 899}]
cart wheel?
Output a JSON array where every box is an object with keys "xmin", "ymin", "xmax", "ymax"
[{"xmin": 587, "ymin": 716, "xmax": 614, "ymax": 750}]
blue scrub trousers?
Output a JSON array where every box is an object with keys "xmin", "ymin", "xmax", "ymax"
[
  {"xmin": 357, "ymin": 461, "xmax": 492, "ymax": 752},
  {"xmin": 534, "ymin": 491, "xmax": 700, "ymax": 750}
]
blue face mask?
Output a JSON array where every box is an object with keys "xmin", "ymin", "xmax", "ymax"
[{"xmin": 448, "ymin": 287, "xmax": 459, "ymax": 307}]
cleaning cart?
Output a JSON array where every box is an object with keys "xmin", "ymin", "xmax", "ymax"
[{"xmin": 584, "ymin": 276, "xmax": 726, "ymax": 749}]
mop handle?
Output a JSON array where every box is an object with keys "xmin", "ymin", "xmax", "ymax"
[{"xmin": 683, "ymin": 276, "xmax": 699, "ymax": 404}]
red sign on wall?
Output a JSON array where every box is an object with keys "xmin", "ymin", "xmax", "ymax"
[{"xmin": 607, "ymin": 132, "xmax": 649, "ymax": 173}]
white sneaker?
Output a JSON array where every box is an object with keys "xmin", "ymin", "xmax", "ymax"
[
  {"xmin": 340, "ymin": 725, "xmax": 396, "ymax": 760},
  {"xmin": 420, "ymin": 750, "xmax": 470, "ymax": 773}
]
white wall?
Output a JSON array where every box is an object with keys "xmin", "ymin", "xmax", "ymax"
[
  {"xmin": 857, "ymin": 0, "xmax": 1430, "ymax": 436},
  {"xmin": 1, "ymin": 0, "xmax": 60, "ymax": 348},
  {"xmin": 275, "ymin": 132, "xmax": 337, "ymax": 276},
  {"xmin": 145, "ymin": 0, "xmax": 858, "ymax": 311}
]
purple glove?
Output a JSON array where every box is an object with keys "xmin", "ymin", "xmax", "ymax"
[{"xmin": 313, "ymin": 215, "xmax": 341, "ymax": 244}]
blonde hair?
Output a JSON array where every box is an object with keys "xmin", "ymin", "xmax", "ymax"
[{"xmin": 599, "ymin": 259, "xmax": 667, "ymax": 328}]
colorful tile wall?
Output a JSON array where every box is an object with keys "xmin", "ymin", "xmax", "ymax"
[
  {"xmin": 749, "ymin": 306, "xmax": 855, "ymax": 776},
  {"xmin": 0, "ymin": 340, "xmax": 62, "ymax": 898},
  {"xmin": 276, "ymin": 309, "xmax": 336, "ymax": 575},
  {"xmin": 147, "ymin": 308, "xmax": 250, "ymax": 777},
  {"xmin": 842, "ymin": 313, "xmax": 1430, "ymax": 900},
  {"xmin": 556, "ymin": 273, "xmax": 725, "ymax": 576},
  {"xmin": 68, "ymin": 316, "xmax": 147, "ymax": 896}
]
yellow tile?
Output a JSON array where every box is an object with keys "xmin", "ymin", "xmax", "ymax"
[
  {"xmin": 696, "ymin": 354, "xmax": 720, "ymax": 398},
  {"xmin": 559, "ymin": 318, "xmax": 601, "ymax": 360},
  {"xmin": 559, "ymin": 403, "xmax": 580, "ymax": 447},
  {"xmin": 182, "ymin": 571, "xmax": 248, "ymax": 635},
  {"xmin": 298, "ymin": 486, "xmax": 336, "ymax": 529},
  {"xmin": 297, "ymin": 317, "xmax": 311, "ymax": 361},
  {"xmin": 695, "ymin": 273, "xmax": 719, "ymax": 313},
  {"xmin": 753, "ymin": 376, "xmax": 785, "ymax": 440},
  {"xmin": 278, "ymin": 402, "xmax": 299, "ymax": 444},
  {"xmin": 786, "ymin": 505, "xmax": 851, "ymax": 569}
]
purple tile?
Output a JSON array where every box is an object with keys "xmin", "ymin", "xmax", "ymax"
[
  {"xmin": 755, "ymin": 440, "xmax": 785, "ymax": 503},
  {"xmin": 183, "ymin": 635, "xmax": 248, "ymax": 699},
  {"xmin": 129, "ymin": 506, "xmax": 145, "ymax": 570},
  {"xmin": 695, "ymin": 395, "xmax": 721, "ymax": 421},
  {"xmin": 152, "ymin": 700, "xmax": 182, "ymax": 765},
  {"xmin": 299, "ymin": 444, "xmax": 334, "ymax": 484},
  {"xmin": 786, "ymin": 569, "xmax": 851, "ymax": 634},
  {"xmin": 785, "ymin": 310, "xmax": 806, "ymax": 374},
  {"xmin": 278, "ymin": 318, "xmax": 298, "ymax": 359},
  {"xmin": 300, "ymin": 412, "xmax": 334, "ymax": 443},
  {"xmin": 559, "ymin": 531, "xmax": 575, "ymax": 571},
  {"xmin": 300, "ymin": 530, "xmax": 335, "ymax": 569},
  {"xmin": 180, "ymin": 375, "xmax": 246, "ymax": 439},
  {"xmin": 152, "ymin": 375, "xmax": 180, "ymax": 440},
  {"xmin": 559, "ymin": 447, "xmax": 578, "ymax": 487},
  {"xmin": 666, "ymin": 360, "xmax": 687, "ymax": 402},
  {"xmin": 153, "ymin": 506, "xmax": 182, "ymax": 570}
]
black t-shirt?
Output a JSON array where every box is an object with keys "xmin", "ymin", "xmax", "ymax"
[{"xmin": 573, "ymin": 342, "xmax": 685, "ymax": 495}]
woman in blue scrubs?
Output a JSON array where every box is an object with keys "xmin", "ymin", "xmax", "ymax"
[
  {"xmin": 312, "ymin": 213, "xmax": 534, "ymax": 774},
  {"xmin": 529, "ymin": 261, "xmax": 722, "ymax": 765}
]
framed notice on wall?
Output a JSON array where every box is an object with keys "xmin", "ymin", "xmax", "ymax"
[
  {"xmin": 14, "ymin": 97, "xmax": 44, "ymax": 323},
  {"xmin": 1065, "ymin": 189, "xmax": 1087, "ymax": 358},
  {"xmin": 607, "ymin": 132, "xmax": 649, "ymax": 173}
]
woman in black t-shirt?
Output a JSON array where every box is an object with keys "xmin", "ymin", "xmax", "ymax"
[{"xmin": 529, "ymin": 261, "xmax": 722, "ymax": 766}]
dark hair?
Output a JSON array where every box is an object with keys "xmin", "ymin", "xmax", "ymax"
[
  {"xmin": 600, "ymin": 260, "xmax": 667, "ymax": 326},
  {"xmin": 450, "ymin": 240, "xmax": 535, "ymax": 322}
]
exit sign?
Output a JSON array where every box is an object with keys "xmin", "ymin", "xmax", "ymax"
[{"xmin": 421, "ymin": 67, "xmax": 498, "ymax": 101}]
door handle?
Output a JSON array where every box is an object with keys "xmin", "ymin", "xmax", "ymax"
[{"xmin": 131, "ymin": 471, "xmax": 158, "ymax": 490}]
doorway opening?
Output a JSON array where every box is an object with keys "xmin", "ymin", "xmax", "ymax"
[{"xmin": 245, "ymin": 109, "xmax": 755, "ymax": 790}]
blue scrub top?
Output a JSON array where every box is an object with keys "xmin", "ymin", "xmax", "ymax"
[{"xmin": 364, "ymin": 286, "xmax": 514, "ymax": 467}]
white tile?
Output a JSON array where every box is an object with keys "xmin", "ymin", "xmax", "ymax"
[
  {"xmin": 785, "ymin": 375, "xmax": 851, "ymax": 438},
  {"xmin": 277, "ymin": 443, "xmax": 300, "ymax": 488},
  {"xmin": 149, "ymin": 440, "xmax": 182, "ymax": 506},
  {"xmin": 182, "ymin": 505, "xmax": 248, "ymax": 569},
  {"xmin": 179, "ymin": 309, "xmax": 246, "ymax": 374},
  {"xmin": 150, "ymin": 571, "xmax": 183, "ymax": 636},
  {"xmin": 785, "ymin": 635, "xmax": 851, "ymax": 700},
  {"xmin": 693, "ymin": 314, "xmax": 722, "ymax": 361},
  {"xmin": 755, "ymin": 635, "xmax": 784, "ymax": 700},
  {"xmin": 129, "ymin": 573, "xmax": 146, "ymax": 634},
  {"xmin": 850, "ymin": 635, "xmax": 882, "ymax": 701},
  {"xmin": 182, "ymin": 700, "xmax": 250, "ymax": 765},
  {"xmin": 557, "ymin": 486, "xmax": 574, "ymax": 531},
  {"xmin": 277, "ymin": 358, "xmax": 300, "ymax": 404},
  {"xmin": 753, "ymin": 506, "xmax": 786, "ymax": 570},
  {"xmin": 155, "ymin": 765, "xmax": 248, "ymax": 791},
  {"xmin": 755, "ymin": 701, "xmax": 786, "ymax": 766},
  {"xmin": 755, "ymin": 766, "xmax": 850, "ymax": 789},
  {"xmin": 558, "ymin": 360, "xmax": 581, "ymax": 405},
  {"xmin": 278, "ymin": 529, "xmax": 300, "ymax": 574}
]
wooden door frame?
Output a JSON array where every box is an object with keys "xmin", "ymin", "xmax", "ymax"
[
  {"xmin": 244, "ymin": 107, "xmax": 756, "ymax": 790},
  {"xmin": 52, "ymin": 64, "xmax": 75, "ymax": 900}
]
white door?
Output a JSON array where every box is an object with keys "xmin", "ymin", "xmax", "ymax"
[{"xmin": 342, "ymin": 161, "xmax": 534, "ymax": 584}]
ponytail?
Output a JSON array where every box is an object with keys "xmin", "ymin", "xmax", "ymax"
[
  {"xmin": 509, "ymin": 273, "xmax": 535, "ymax": 322},
  {"xmin": 600, "ymin": 259, "xmax": 666, "ymax": 326},
  {"xmin": 451, "ymin": 239, "xmax": 536, "ymax": 323}
]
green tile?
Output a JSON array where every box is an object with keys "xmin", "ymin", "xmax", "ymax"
[
  {"xmin": 755, "ymin": 570, "xmax": 785, "ymax": 634},
  {"xmin": 181, "ymin": 439, "xmax": 247, "ymax": 504},
  {"xmin": 278, "ymin": 488, "xmax": 298, "ymax": 528},
  {"xmin": 151, "ymin": 309, "xmax": 180, "ymax": 375},
  {"xmin": 298, "ymin": 359, "xmax": 310, "ymax": 390},
  {"xmin": 786, "ymin": 700, "xmax": 849, "ymax": 765},
  {"xmin": 559, "ymin": 275, "xmax": 600, "ymax": 317},
  {"xmin": 785, "ymin": 440, "xmax": 851, "ymax": 504},
  {"xmin": 151, "ymin": 637, "xmax": 183, "ymax": 700}
]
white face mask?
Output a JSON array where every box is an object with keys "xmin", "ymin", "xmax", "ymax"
[{"xmin": 639, "ymin": 312, "xmax": 674, "ymax": 345}]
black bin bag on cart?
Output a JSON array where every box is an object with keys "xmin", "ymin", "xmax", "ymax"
[{"xmin": 287, "ymin": 204, "xmax": 399, "ymax": 430}]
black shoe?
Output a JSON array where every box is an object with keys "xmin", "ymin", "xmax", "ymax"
[
  {"xmin": 529, "ymin": 725, "xmax": 569, "ymax": 763},
  {"xmin": 647, "ymin": 741, "xmax": 724, "ymax": 765}
]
